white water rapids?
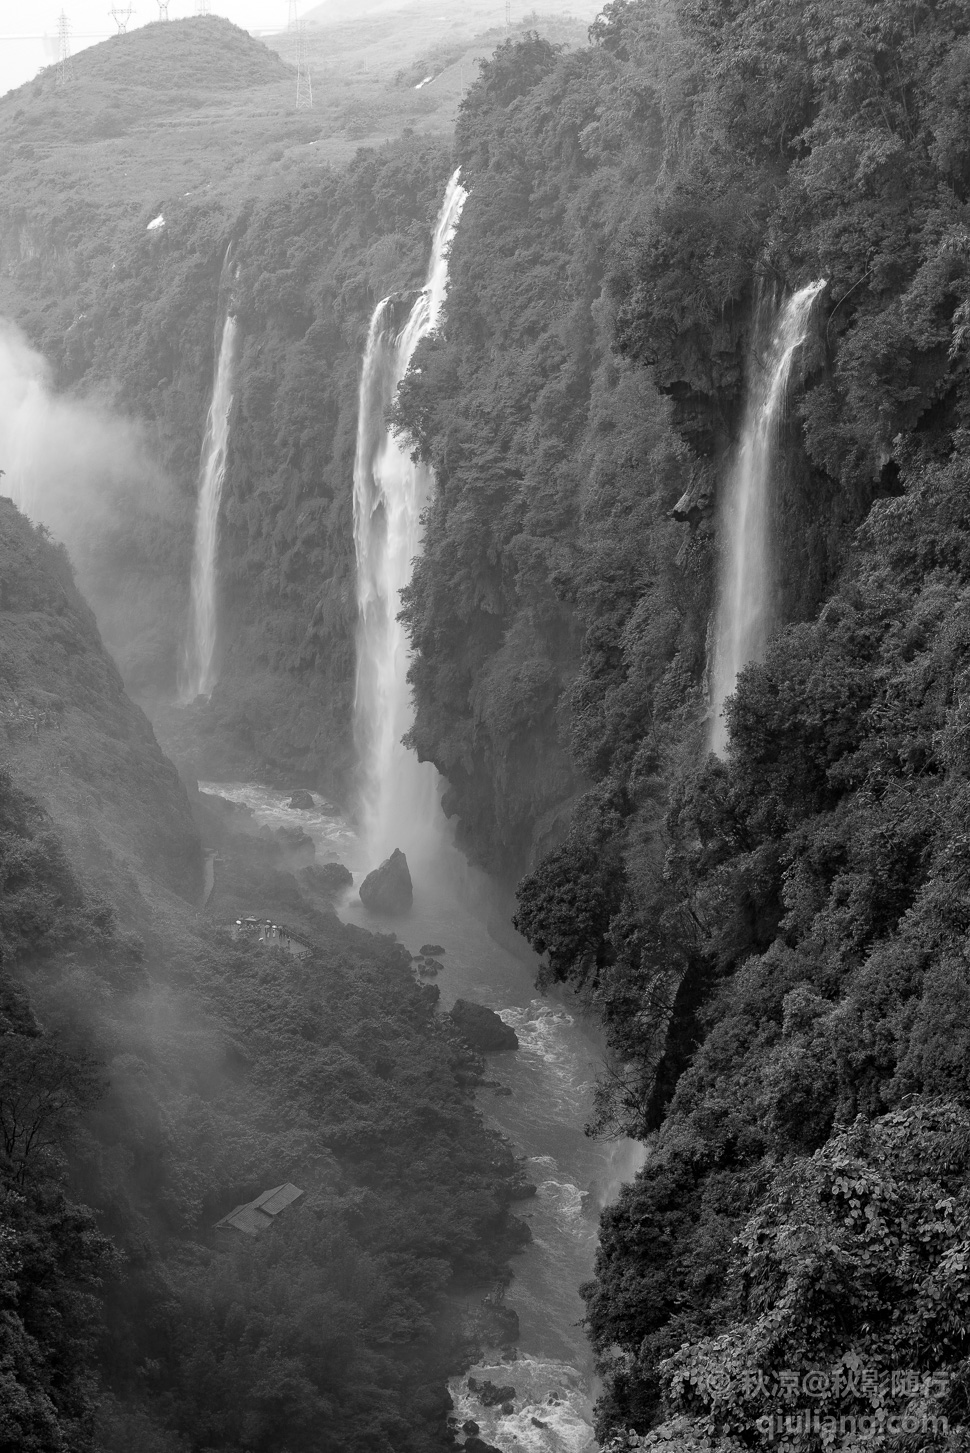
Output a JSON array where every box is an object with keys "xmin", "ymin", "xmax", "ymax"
[
  {"xmin": 179, "ymin": 312, "xmax": 237, "ymax": 703},
  {"xmin": 710, "ymin": 279, "xmax": 826, "ymax": 754}
]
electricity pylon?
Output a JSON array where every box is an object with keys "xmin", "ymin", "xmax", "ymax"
[
  {"xmin": 295, "ymin": 20, "xmax": 312, "ymax": 109},
  {"xmin": 56, "ymin": 11, "xmax": 74, "ymax": 84},
  {"xmin": 505, "ymin": 0, "xmax": 511, "ymax": 33},
  {"xmin": 109, "ymin": 4, "xmax": 134, "ymax": 31},
  {"xmin": 157, "ymin": 0, "xmax": 170, "ymax": 17},
  {"xmin": 198, "ymin": 0, "xmax": 211, "ymax": 12},
  {"xmin": 287, "ymin": 1, "xmax": 299, "ymax": 29}
]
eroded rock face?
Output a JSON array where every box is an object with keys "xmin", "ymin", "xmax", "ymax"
[
  {"xmin": 449, "ymin": 1000, "xmax": 518, "ymax": 1052},
  {"xmin": 359, "ymin": 848, "xmax": 413, "ymax": 914}
]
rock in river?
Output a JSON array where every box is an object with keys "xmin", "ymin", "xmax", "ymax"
[
  {"xmin": 449, "ymin": 1000, "xmax": 518, "ymax": 1052},
  {"xmin": 359, "ymin": 848, "xmax": 413, "ymax": 913},
  {"xmin": 287, "ymin": 789, "xmax": 315, "ymax": 810}
]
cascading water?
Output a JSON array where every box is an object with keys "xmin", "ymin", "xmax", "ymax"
[
  {"xmin": 710, "ymin": 279, "xmax": 826, "ymax": 755},
  {"xmin": 353, "ymin": 169, "xmax": 467, "ymax": 864},
  {"xmin": 179, "ymin": 312, "xmax": 237, "ymax": 704}
]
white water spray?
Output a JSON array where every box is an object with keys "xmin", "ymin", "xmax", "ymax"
[
  {"xmin": 180, "ymin": 313, "xmax": 237, "ymax": 703},
  {"xmin": 710, "ymin": 279, "xmax": 826, "ymax": 755},
  {"xmin": 353, "ymin": 169, "xmax": 467, "ymax": 862}
]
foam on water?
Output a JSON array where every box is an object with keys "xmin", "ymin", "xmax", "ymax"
[{"xmin": 451, "ymin": 1356, "xmax": 597, "ymax": 1453}]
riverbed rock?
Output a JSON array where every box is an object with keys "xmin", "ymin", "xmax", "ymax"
[
  {"xmin": 465, "ymin": 1440, "xmax": 503, "ymax": 1453},
  {"xmin": 287, "ymin": 789, "xmax": 315, "ymax": 810},
  {"xmin": 468, "ymin": 1378, "xmax": 516, "ymax": 1408},
  {"xmin": 462, "ymin": 1421, "xmax": 480, "ymax": 1436},
  {"xmin": 449, "ymin": 1000, "xmax": 518, "ymax": 1052},
  {"xmin": 420, "ymin": 942, "xmax": 445, "ymax": 955},
  {"xmin": 359, "ymin": 848, "xmax": 413, "ymax": 913},
  {"xmin": 301, "ymin": 862, "xmax": 353, "ymax": 895}
]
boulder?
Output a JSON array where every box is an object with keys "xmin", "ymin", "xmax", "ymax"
[
  {"xmin": 462, "ymin": 1421, "xmax": 480, "ymax": 1436},
  {"xmin": 420, "ymin": 942, "xmax": 445, "ymax": 955},
  {"xmin": 301, "ymin": 862, "xmax": 353, "ymax": 895},
  {"xmin": 287, "ymin": 789, "xmax": 315, "ymax": 810},
  {"xmin": 465, "ymin": 1440, "xmax": 503, "ymax": 1453},
  {"xmin": 450, "ymin": 1000, "xmax": 518, "ymax": 1052},
  {"xmin": 467, "ymin": 1378, "xmax": 516, "ymax": 1408},
  {"xmin": 359, "ymin": 848, "xmax": 413, "ymax": 914}
]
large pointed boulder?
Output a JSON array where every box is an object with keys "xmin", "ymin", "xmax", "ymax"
[{"xmin": 359, "ymin": 848, "xmax": 413, "ymax": 914}]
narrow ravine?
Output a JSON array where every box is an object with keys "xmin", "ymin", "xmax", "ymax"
[{"xmin": 199, "ymin": 779, "xmax": 641, "ymax": 1453}]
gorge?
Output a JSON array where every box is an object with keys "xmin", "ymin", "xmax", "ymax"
[{"xmin": 2, "ymin": 2, "xmax": 970, "ymax": 1453}]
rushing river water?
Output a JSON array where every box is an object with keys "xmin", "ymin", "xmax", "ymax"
[{"xmin": 200, "ymin": 780, "xmax": 645, "ymax": 1453}]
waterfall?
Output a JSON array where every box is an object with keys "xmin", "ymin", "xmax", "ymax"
[
  {"xmin": 179, "ymin": 312, "xmax": 237, "ymax": 704},
  {"xmin": 710, "ymin": 279, "xmax": 826, "ymax": 755},
  {"xmin": 353, "ymin": 169, "xmax": 467, "ymax": 862}
]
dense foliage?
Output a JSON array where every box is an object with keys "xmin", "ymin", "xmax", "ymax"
[
  {"xmin": 0, "ymin": 759, "xmax": 529, "ymax": 1453},
  {"xmin": 395, "ymin": 1, "xmax": 970, "ymax": 1446},
  {"xmin": 0, "ymin": 502, "xmax": 527, "ymax": 1451}
]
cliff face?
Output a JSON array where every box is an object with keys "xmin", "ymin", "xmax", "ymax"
[{"xmin": 0, "ymin": 497, "xmax": 202, "ymax": 908}]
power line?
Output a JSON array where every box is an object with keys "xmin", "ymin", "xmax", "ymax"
[
  {"xmin": 108, "ymin": 4, "xmax": 134, "ymax": 32},
  {"xmin": 295, "ymin": 18, "xmax": 312, "ymax": 108},
  {"xmin": 56, "ymin": 10, "xmax": 74, "ymax": 84}
]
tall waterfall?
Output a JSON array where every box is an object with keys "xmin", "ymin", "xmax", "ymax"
[
  {"xmin": 179, "ymin": 312, "xmax": 237, "ymax": 704},
  {"xmin": 710, "ymin": 279, "xmax": 826, "ymax": 755},
  {"xmin": 353, "ymin": 169, "xmax": 467, "ymax": 861}
]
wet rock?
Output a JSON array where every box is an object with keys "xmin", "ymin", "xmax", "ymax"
[
  {"xmin": 492, "ymin": 1085, "xmax": 513, "ymax": 1096},
  {"xmin": 420, "ymin": 942, "xmax": 445, "ymax": 955},
  {"xmin": 301, "ymin": 862, "xmax": 353, "ymax": 895},
  {"xmin": 462, "ymin": 1421, "xmax": 480, "ymax": 1436},
  {"xmin": 359, "ymin": 848, "xmax": 413, "ymax": 914},
  {"xmin": 449, "ymin": 1000, "xmax": 518, "ymax": 1052},
  {"xmin": 500, "ymin": 1402, "xmax": 514, "ymax": 1415},
  {"xmin": 287, "ymin": 789, "xmax": 315, "ymax": 810},
  {"xmin": 465, "ymin": 1439, "xmax": 503, "ymax": 1453},
  {"xmin": 531, "ymin": 1417, "xmax": 549, "ymax": 1428},
  {"xmin": 468, "ymin": 1378, "xmax": 517, "ymax": 1408}
]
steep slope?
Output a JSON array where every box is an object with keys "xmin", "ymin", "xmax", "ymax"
[
  {"xmin": 0, "ymin": 499, "xmax": 530, "ymax": 1453},
  {"xmin": 0, "ymin": 495, "xmax": 201, "ymax": 910},
  {"xmin": 391, "ymin": 5, "xmax": 970, "ymax": 1447}
]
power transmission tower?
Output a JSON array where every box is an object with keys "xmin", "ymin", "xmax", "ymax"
[
  {"xmin": 287, "ymin": 1, "xmax": 299, "ymax": 29},
  {"xmin": 505, "ymin": 0, "xmax": 511, "ymax": 34},
  {"xmin": 295, "ymin": 20, "xmax": 312, "ymax": 109},
  {"xmin": 157, "ymin": 0, "xmax": 170, "ymax": 17},
  {"xmin": 198, "ymin": 0, "xmax": 211, "ymax": 13},
  {"xmin": 109, "ymin": 4, "xmax": 134, "ymax": 31},
  {"xmin": 56, "ymin": 11, "xmax": 74, "ymax": 84}
]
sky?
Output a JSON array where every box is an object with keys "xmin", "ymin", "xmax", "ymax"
[{"xmin": 0, "ymin": 0, "xmax": 298, "ymax": 96}]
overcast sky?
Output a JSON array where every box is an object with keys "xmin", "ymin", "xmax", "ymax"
[{"xmin": 0, "ymin": 1, "xmax": 295, "ymax": 97}]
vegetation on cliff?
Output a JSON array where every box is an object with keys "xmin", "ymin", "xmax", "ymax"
[{"xmin": 395, "ymin": 1, "xmax": 970, "ymax": 1445}]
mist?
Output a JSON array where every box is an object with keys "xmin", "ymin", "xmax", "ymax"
[{"xmin": 0, "ymin": 318, "xmax": 185, "ymax": 688}]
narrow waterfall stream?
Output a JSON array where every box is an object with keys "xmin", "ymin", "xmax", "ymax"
[
  {"xmin": 180, "ymin": 312, "xmax": 237, "ymax": 703},
  {"xmin": 710, "ymin": 279, "xmax": 826, "ymax": 754},
  {"xmin": 353, "ymin": 168, "xmax": 467, "ymax": 865}
]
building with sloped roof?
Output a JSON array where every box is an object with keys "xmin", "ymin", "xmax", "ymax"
[{"xmin": 214, "ymin": 1182, "xmax": 304, "ymax": 1236}]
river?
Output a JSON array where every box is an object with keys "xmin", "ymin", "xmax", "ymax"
[{"xmin": 200, "ymin": 780, "xmax": 645, "ymax": 1453}]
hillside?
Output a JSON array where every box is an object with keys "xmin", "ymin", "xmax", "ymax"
[
  {"xmin": 0, "ymin": 494, "xmax": 530, "ymax": 1453},
  {"xmin": 388, "ymin": 4, "xmax": 970, "ymax": 1446},
  {"xmin": 0, "ymin": 496, "xmax": 201, "ymax": 910}
]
